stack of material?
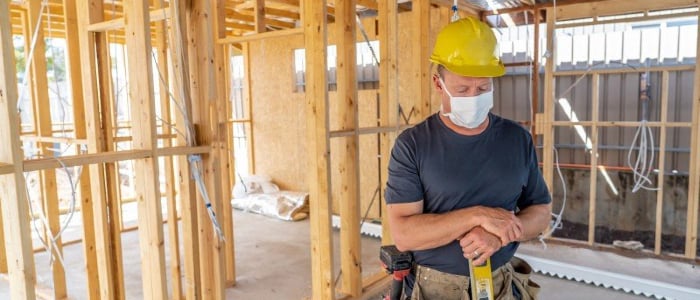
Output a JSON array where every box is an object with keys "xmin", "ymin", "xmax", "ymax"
[{"xmin": 231, "ymin": 175, "xmax": 309, "ymax": 221}]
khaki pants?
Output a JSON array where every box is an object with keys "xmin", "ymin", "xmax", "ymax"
[{"xmin": 409, "ymin": 257, "xmax": 540, "ymax": 300}]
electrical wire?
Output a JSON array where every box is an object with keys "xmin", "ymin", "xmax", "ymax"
[
  {"xmin": 534, "ymin": 0, "xmax": 639, "ymax": 243},
  {"xmin": 16, "ymin": 0, "xmax": 81, "ymax": 268},
  {"xmin": 627, "ymin": 69, "xmax": 658, "ymax": 192},
  {"xmin": 24, "ymin": 154, "xmax": 82, "ymax": 268},
  {"xmin": 536, "ymin": 0, "xmax": 567, "ymax": 246},
  {"xmin": 355, "ymin": 14, "xmax": 379, "ymax": 67},
  {"xmin": 151, "ymin": 1, "xmax": 224, "ymax": 241},
  {"xmin": 17, "ymin": 0, "xmax": 48, "ymax": 113},
  {"xmin": 627, "ymin": 121, "xmax": 657, "ymax": 192},
  {"xmin": 538, "ymin": 146, "xmax": 567, "ymax": 248}
]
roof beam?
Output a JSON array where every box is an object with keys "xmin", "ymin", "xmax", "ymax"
[
  {"xmin": 226, "ymin": 10, "xmax": 295, "ymax": 29},
  {"xmin": 262, "ymin": 6, "xmax": 300, "ymax": 19},
  {"xmin": 254, "ymin": 0, "xmax": 265, "ymax": 32},
  {"xmin": 555, "ymin": 0, "xmax": 698, "ymax": 20}
]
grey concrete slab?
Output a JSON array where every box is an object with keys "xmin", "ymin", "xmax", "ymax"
[{"xmin": 2, "ymin": 208, "xmax": 688, "ymax": 299}]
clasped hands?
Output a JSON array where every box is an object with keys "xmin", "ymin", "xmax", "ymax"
[{"xmin": 459, "ymin": 207, "xmax": 522, "ymax": 266}]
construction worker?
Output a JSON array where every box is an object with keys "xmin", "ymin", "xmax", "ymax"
[{"xmin": 384, "ymin": 16, "xmax": 552, "ymax": 299}]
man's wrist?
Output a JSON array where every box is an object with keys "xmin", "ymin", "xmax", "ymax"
[{"xmin": 463, "ymin": 206, "xmax": 483, "ymax": 229}]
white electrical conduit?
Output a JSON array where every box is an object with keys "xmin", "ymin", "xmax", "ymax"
[
  {"xmin": 538, "ymin": 146, "xmax": 567, "ymax": 248},
  {"xmin": 627, "ymin": 120, "xmax": 658, "ymax": 192},
  {"xmin": 627, "ymin": 70, "xmax": 658, "ymax": 193}
]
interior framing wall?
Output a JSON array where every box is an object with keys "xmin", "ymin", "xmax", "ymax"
[
  {"xmin": 246, "ymin": 6, "xmax": 454, "ymax": 220},
  {"xmin": 1, "ymin": 0, "xmax": 233, "ymax": 299}
]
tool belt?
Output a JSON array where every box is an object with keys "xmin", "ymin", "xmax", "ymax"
[{"xmin": 409, "ymin": 257, "xmax": 540, "ymax": 300}]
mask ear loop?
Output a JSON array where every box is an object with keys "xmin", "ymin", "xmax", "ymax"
[
  {"xmin": 437, "ymin": 77, "xmax": 452, "ymax": 116},
  {"xmin": 438, "ymin": 77, "xmax": 454, "ymax": 98}
]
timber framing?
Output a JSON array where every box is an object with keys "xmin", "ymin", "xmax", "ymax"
[
  {"xmin": 1, "ymin": 1, "xmax": 36, "ymax": 298},
  {"xmin": 2, "ymin": 1, "xmax": 700, "ymax": 299}
]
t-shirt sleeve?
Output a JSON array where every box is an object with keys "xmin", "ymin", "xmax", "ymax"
[
  {"xmin": 384, "ymin": 134, "xmax": 424, "ymax": 204},
  {"xmin": 517, "ymin": 135, "xmax": 552, "ymax": 209}
]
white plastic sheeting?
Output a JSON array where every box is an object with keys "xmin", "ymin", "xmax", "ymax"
[{"xmin": 231, "ymin": 175, "xmax": 308, "ymax": 221}]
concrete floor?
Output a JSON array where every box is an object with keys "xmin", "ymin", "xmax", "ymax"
[{"xmin": 1, "ymin": 208, "xmax": 697, "ymax": 299}]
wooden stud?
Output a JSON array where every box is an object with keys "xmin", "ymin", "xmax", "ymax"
[
  {"xmin": 242, "ymin": 43, "xmax": 256, "ymax": 173},
  {"xmin": 541, "ymin": 7, "xmax": 556, "ymax": 199},
  {"xmin": 19, "ymin": 9, "xmax": 39, "ymax": 138},
  {"xmin": 97, "ymin": 39, "xmax": 124, "ymax": 281},
  {"xmin": 6, "ymin": 149, "xmax": 198, "ymax": 172},
  {"xmin": 360, "ymin": 272, "xmax": 393, "ymax": 298},
  {"xmin": 655, "ymin": 71, "xmax": 670, "ymax": 255},
  {"xmin": 26, "ymin": 1, "xmax": 67, "ymax": 297},
  {"xmin": 18, "ymin": 135, "xmax": 88, "ymax": 144},
  {"xmin": 167, "ymin": 1, "xmax": 201, "ymax": 297},
  {"xmin": 336, "ymin": 0, "xmax": 361, "ymax": 296},
  {"xmin": 256, "ymin": 6, "xmax": 299, "ymax": 19},
  {"xmin": 302, "ymin": 0, "xmax": 335, "ymax": 299},
  {"xmin": 186, "ymin": 0, "xmax": 226, "ymax": 298},
  {"xmin": 412, "ymin": 0, "xmax": 431, "ymax": 121},
  {"xmin": 588, "ymin": 73, "xmax": 599, "ymax": 246},
  {"xmin": 378, "ymin": 0, "xmax": 399, "ymax": 245},
  {"xmin": 222, "ymin": 45, "xmax": 238, "ymax": 287},
  {"xmin": 685, "ymin": 7, "xmax": 700, "ymax": 259},
  {"xmin": 75, "ymin": 0, "xmax": 122, "ymax": 297},
  {"xmin": 554, "ymin": 65, "xmax": 694, "ymax": 76},
  {"xmin": 0, "ymin": 196, "xmax": 5, "ymax": 273},
  {"xmin": 254, "ymin": 0, "xmax": 266, "ymax": 33},
  {"xmin": 86, "ymin": 8, "xmax": 170, "ymax": 32},
  {"xmin": 60, "ymin": 1, "xmax": 100, "ymax": 295},
  {"xmin": 213, "ymin": 0, "xmax": 236, "ymax": 287},
  {"xmin": 224, "ymin": 10, "xmax": 296, "ymax": 29},
  {"xmin": 0, "ymin": 1, "xmax": 36, "ymax": 298},
  {"xmin": 555, "ymin": 11, "xmax": 698, "ymax": 29},
  {"xmin": 531, "ymin": 8, "xmax": 540, "ymax": 146},
  {"xmin": 153, "ymin": 0, "xmax": 183, "ymax": 297},
  {"xmin": 555, "ymin": 0, "xmax": 698, "ymax": 21},
  {"xmin": 122, "ymin": 0, "xmax": 168, "ymax": 298},
  {"xmin": 218, "ymin": 27, "xmax": 304, "ymax": 44},
  {"xmin": 550, "ymin": 121, "xmax": 691, "ymax": 128}
]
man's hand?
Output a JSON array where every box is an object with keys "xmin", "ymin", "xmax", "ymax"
[
  {"xmin": 477, "ymin": 207, "xmax": 523, "ymax": 246},
  {"xmin": 459, "ymin": 226, "xmax": 501, "ymax": 266}
]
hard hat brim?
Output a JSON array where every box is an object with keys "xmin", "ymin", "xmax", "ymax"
[{"xmin": 430, "ymin": 57, "xmax": 506, "ymax": 78}]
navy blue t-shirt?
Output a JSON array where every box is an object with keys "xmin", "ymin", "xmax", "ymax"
[{"xmin": 384, "ymin": 113, "xmax": 551, "ymax": 286}]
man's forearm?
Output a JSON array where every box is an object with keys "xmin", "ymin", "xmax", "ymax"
[
  {"xmin": 516, "ymin": 203, "xmax": 552, "ymax": 241},
  {"xmin": 391, "ymin": 207, "xmax": 483, "ymax": 252}
]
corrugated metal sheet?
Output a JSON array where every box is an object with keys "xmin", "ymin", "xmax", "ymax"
[{"xmin": 492, "ymin": 69, "xmax": 693, "ymax": 173}]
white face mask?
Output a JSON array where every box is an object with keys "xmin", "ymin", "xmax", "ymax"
[{"xmin": 439, "ymin": 77, "xmax": 493, "ymax": 129}]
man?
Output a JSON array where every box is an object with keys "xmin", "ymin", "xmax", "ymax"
[{"xmin": 385, "ymin": 16, "xmax": 552, "ymax": 299}]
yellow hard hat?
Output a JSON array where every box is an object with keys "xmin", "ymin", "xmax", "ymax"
[{"xmin": 430, "ymin": 16, "xmax": 505, "ymax": 78}]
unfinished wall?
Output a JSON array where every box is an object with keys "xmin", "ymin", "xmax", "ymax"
[
  {"xmin": 248, "ymin": 33, "xmax": 307, "ymax": 192},
  {"xmin": 248, "ymin": 7, "xmax": 453, "ymax": 219},
  {"xmin": 550, "ymin": 169, "xmax": 692, "ymax": 254}
]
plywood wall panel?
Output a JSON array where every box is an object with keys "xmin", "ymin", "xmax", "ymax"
[
  {"xmin": 249, "ymin": 34, "xmax": 307, "ymax": 191},
  {"xmin": 250, "ymin": 9, "xmax": 444, "ymax": 211}
]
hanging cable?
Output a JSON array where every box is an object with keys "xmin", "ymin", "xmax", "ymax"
[
  {"xmin": 538, "ymin": 146, "xmax": 567, "ymax": 248},
  {"xmin": 150, "ymin": 1, "xmax": 224, "ymax": 240},
  {"xmin": 18, "ymin": 0, "xmax": 81, "ymax": 267},
  {"xmin": 627, "ymin": 68, "xmax": 658, "ymax": 192},
  {"xmin": 24, "ymin": 154, "xmax": 81, "ymax": 267},
  {"xmin": 188, "ymin": 155, "xmax": 225, "ymax": 240},
  {"xmin": 355, "ymin": 14, "xmax": 379, "ymax": 67},
  {"xmin": 17, "ymin": 0, "xmax": 48, "ymax": 113}
]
